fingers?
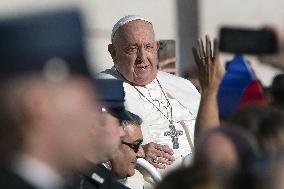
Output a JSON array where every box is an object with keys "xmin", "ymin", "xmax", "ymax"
[
  {"xmin": 195, "ymin": 37, "xmax": 210, "ymax": 84},
  {"xmin": 143, "ymin": 142, "xmax": 175, "ymax": 169},
  {"xmin": 155, "ymin": 144, "xmax": 175, "ymax": 163},
  {"xmin": 197, "ymin": 38, "xmax": 206, "ymax": 59},
  {"xmin": 195, "ymin": 35, "xmax": 217, "ymax": 59},
  {"xmin": 151, "ymin": 155, "xmax": 172, "ymax": 169},
  {"xmin": 192, "ymin": 47, "xmax": 199, "ymax": 62},
  {"xmin": 158, "ymin": 57, "xmax": 177, "ymax": 74},
  {"xmin": 213, "ymin": 38, "xmax": 219, "ymax": 59},
  {"xmin": 192, "ymin": 35, "xmax": 223, "ymax": 92},
  {"xmin": 158, "ymin": 156, "xmax": 173, "ymax": 165},
  {"xmin": 192, "ymin": 47, "xmax": 203, "ymax": 75},
  {"xmin": 205, "ymin": 35, "xmax": 212, "ymax": 82},
  {"xmin": 158, "ymin": 57, "xmax": 176, "ymax": 67},
  {"xmin": 206, "ymin": 35, "xmax": 212, "ymax": 59},
  {"xmin": 152, "ymin": 161, "xmax": 166, "ymax": 169},
  {"xmin": 212, "ymin": 38, "xmax": 225, "ymax": 78},
  {"xmin": 155, "ymin": 144, "xmax": 174, "ymax": 155},
  {"xmin": 160, "ymin": 68, "xmax": 176, "ymax": 74},
  {"xmin": 193, "ymin": 35, "xmax": 220, "ymax": 65},
  {"xmin": 192, "ymin": 46, "xmax": 205, "ymax": 89},
  {"xmin": 150, "ymin": 152, "xmax": 174, "ymax": 169}
]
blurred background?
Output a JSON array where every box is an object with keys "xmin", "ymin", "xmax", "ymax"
[{"xmin": 0, "ymin": 0, "xmax": 283, "ymax": 86}]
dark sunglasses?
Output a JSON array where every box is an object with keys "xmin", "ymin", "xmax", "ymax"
[{"xmin": 121, "ymin": 140, "xmax": 143, "ymax": 153}]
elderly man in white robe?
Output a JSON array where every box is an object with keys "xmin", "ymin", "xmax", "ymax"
[{"xmin": 97, "ymin": 15, "xmax": 224, "ymax": 187}]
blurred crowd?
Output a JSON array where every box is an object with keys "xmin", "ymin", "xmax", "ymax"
[{"xmin": 156, "ymin": 26, "xmax": 284, "ymax": 189}]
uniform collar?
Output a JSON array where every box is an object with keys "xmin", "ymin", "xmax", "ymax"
[{"xmin": 13, "ymin": 154, "xmax": 64, "ymax": 189}]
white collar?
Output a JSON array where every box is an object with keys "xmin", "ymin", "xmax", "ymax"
[
  {"xmin": 135, "ymin": 78, "xmax": 157, "ymax": 90},
  {"xmin": 13, "ymin": 154, "xmax": 64, "ymax": 189},
  {"xmin": 144, "ymin": 78, "xmax": 157, "ymax": 89}
]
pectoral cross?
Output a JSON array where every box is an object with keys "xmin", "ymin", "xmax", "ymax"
[{"xmin": 164, "ymin": 121, "xmax": 183, "ymax": 149}]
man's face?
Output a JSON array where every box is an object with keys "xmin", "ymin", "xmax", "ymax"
[
  {"xmin": 110, "ymin": 124, "xmax": 144, "ymax": 179},
  {"xmin": 92, "ymin": 112, "xmax": 125, "ymax": 163},
  {"xmin": 109, "ymin": 20, "xmax": 160, "ymax": 86},
  {"xmin": 49, "ymin": 78, "xmax": 101, "ymax": 171},
  {"xmin": 54, "ymin": 80, "xmax": 125, "ymax": 168}
]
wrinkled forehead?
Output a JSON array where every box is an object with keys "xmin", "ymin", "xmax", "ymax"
[{"xmin": 113, "ymin": 20, "xmax": 156, "ymax": 44}]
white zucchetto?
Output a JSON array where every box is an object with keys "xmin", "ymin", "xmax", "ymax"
[{"xmin": 111, "ymin": 15, "xmax": 152, "ymax": 41}]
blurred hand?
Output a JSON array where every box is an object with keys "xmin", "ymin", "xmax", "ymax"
[
  {"xmin": 158, "ymin": 57, "xmax": 177, "ymax": 75},
  {"xmin": 143, "ymin": 142, "xmax": 175, "ymax": 169},
  {"xmin": 192, "ymin": 35, "xmax": 225, "ymax": 94},
  {"xmin": 258, "ymin": 26, "xmax": 284, "ymax": 71},
  {"xmin": 259, "ymin": 54, "xmax": 284, "ymax": 70}
]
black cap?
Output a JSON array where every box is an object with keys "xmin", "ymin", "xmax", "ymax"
[
  {"xmin": 96, "ymin": 79, "xmax": 133, "ymax": 121},
  {"xmin": 0, "ymin": 9, "xmax": 91, "ymax": 78}
]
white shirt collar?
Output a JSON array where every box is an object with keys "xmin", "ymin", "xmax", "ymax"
[
  {"xmin": 13, "ymin": 154, "xmax": 64, "ymax": 189},
  {"xmin": 144, "ymin": 78, "xmax": 157, "ymax": 89}
]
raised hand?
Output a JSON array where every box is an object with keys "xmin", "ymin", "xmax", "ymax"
[
  {"xmin": 192, "ymin": 35, "xmax": 225, "ymax": 136},
  {"xmin": 192, "ymin": 35, "xmax": 224, "ymax": 94},
  {"xmin": 258, "ymin": 26, "xmax": 284, "ymax": 71}
]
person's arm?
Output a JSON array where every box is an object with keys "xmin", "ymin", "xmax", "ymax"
[
  {"xmin": 192, "ymin": 35, "xmax": 225, "ymax": 139},
  {"xmin": 158, "ymin": 57, "xmax": 177, "ymax": 75},
  {"xmin": 259, "ymin": 53, "xmax": 284, "ymax": 71},
  {"xmin": 258, "ymin": 26, "xmax": 284, "ymax": 71}
]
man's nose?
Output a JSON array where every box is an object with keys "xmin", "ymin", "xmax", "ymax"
[
  {"xmin": 136, "ymin": 48, "xmax": 146, "ymax": 63},
  {"xmin": 136, "ymin": 145, "xmax": 145, "ymax": 158}
]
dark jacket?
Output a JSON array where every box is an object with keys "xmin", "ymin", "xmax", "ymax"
[
  {"xmin": 0, "ymin": 164, "xmax": 38, "ymax": 189},
  {"xmin": 68, "ymin": 164, "xmax": 130, "ymax": 189}
]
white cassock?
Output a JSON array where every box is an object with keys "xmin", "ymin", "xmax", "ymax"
[{"xmin": 97, "ymin": 67, "xmax": 200, "ymax": 188}]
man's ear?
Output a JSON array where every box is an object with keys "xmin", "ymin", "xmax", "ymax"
[
  {"xmin": 156, "ymin": 41, "xmax": 160, "ymax": 52},
  {"xmin": 108, "ymin": 44, "xmax": 117, "ymax": 63}
]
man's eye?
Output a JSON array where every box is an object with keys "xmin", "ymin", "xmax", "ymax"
[
  {"xmin": 145, "ymin": 44, "xmax": 153, "ymax": 49},
  {"xmin": 126, "ymin": 47, "xmax": 138, "ymax": 53}
]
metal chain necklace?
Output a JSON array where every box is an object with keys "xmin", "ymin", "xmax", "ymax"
[{"xmin": 132, "ymin": 78, "xmax": 183, "ymax": 149}]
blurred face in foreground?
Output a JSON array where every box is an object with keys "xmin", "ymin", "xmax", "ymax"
[
  {"xmin": 109, "ymin": 20, "xmax": 160, "ymax": 86},
  {"xmin": 198, "ymin": 132, "xmax": 238, "ymax": 169},
  {"xmin": 54, "ymin": 78, "xmax": 104, "ymax": 171},
  {"xmin": 21, "ymin": 77, "xmax": 101, "ymax": 172},
  {"xmin": 90, "ymin": 111, "xmax": 125, "ymax": 163},
  {"xmin": 110, "ymin": 123, "xmax": 144, "ymax": 179},
  {"xmin": 50, "ymin": 77, "xmax": 126, "ymax": 170}
]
